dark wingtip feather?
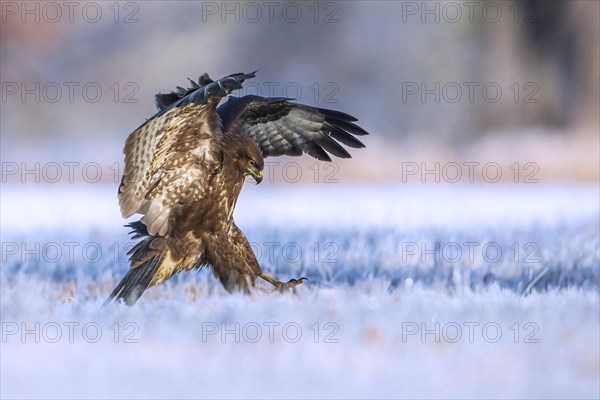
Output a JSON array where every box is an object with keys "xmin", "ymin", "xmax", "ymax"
[
  {"xmin": 306, "ymin": 143, "xmax": 332, "ymax": 161},
  {"xmin": 328, "ymin": 118, "xmax": 369, "ymax": 136},
  {"xmin": 315, "ymin": 107, "xmax": 369, "ymax": 136},
  {"xmin": 317, "ymin": 107, "xmax": 359, "ymax": 122},
  {"xmin": 198, "ymin": 73, "xmax": 213, "ymax": 86},
  {"xmin": 325, "ymin": 124, "xmax": 366, "ymax": 149},
  {"xmin": 125, "ymin": 220, "xmax": 149, "ymax": 238},
  {"xmin": 154, "ymin": 71, "xmax": 258, "ymax": 113},
  {"xmin": 316, "ymin": 133, "xmax": 352, "ymax": 159}
]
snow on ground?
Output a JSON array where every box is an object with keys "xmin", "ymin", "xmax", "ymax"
[
  {"xmin": 1, "ymin": 184, "xmax": 599, "ymax": 399},
  {"xmin": 2, "ymin": 183, "xmax": 598, "ymax": 232}
]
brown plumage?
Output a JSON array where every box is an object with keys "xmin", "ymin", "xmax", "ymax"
[{"xmin": 105, "ymin": 71, "xmax": 369, "ymax": 305}]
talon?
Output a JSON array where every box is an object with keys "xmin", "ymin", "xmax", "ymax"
[
  {"xmin": 279, "ymin": 277, "xmax": 308, "ymax": 294},
  {"xmin": 286, "ymin": 277, "xmax": 308, "ymax": 287},
  {"xmin": 259, "ymin": 273, "xmax": 307, "ymax": 293},
  {"xmin": 274, "ymin": 277, "xmax": 308, "ymax": 293}
]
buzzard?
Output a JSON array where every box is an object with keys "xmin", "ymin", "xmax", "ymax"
[{"xmin": 105, "ymin": 71, "xmax": 368, "ymax": 305}]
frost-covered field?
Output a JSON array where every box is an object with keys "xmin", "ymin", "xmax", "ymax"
[{"xmin": 1, "ymin": 184, "xmax": 599, "ymax": 399}]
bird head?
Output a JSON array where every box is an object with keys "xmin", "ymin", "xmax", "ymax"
[
  {"xmin": 235, "ymin": 138, "xmax": 264, "ymax": 184},
  {"xmin": 247, "ymin": 158, "xmax": 263, "ymax": 184}
]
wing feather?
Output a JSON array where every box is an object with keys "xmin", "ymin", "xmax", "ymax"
[
  {"xmin": 119, "ymin": 102, "xmax": 221, "ymax": 236},
  {"xmin": 217, "ymin": 95, "xmax": 369, "ymax": 161},
  {"xmin": 325, "ymin": 123, "xmax": 366, "ymax": 148}
]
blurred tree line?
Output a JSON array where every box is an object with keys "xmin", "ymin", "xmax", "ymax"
[{"xmin": 1, "ymin": 0, "xmax": 597, "ymax": 151}]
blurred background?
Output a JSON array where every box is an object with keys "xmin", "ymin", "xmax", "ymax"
[
  {"xmin": 2, "ymin": 0, "xmax": 598, "ymax": 184},
  {"xmin": 2, "ymin": 3, "xmax": 599, "ymax": 399}
]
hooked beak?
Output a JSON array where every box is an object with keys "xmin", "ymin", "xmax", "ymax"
[{"xmin": 249, "ymin": 169, "xmax": 263, "ymax": 184}]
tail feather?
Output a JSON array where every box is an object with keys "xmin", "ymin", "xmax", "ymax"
[
  {"xmin": 104, "ymin": 220, "xmax": 162, "ymax": 306},
  {"xmin": 104, "ymin": 254, "xmax": 163, "ymax": 306}
]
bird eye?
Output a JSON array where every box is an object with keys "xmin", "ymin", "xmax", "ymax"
[{"xmin": 249, "ymin": 160, "xmax": 256, "ymax": 167}]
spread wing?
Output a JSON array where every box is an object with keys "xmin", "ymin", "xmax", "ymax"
[
  {"xmin": 118, "ymin": 103, "xmax": 220, "ymax": 237},
  {"xmin": 118, "ymin": 72, "xmax": 255, "ymax": 237},
  {"xmin": 217, "ymin": 95, "xmax": 369, "ymax": 161}
]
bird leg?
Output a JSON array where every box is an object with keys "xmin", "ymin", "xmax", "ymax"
[{"xmin": 258, "ymin": 272, "xmax": 307, "ymax": 293}]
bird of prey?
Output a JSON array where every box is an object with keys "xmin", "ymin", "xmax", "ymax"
[{"xmin": 105, "ymin": 71, "xmax": 368, "ymax": 305}]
